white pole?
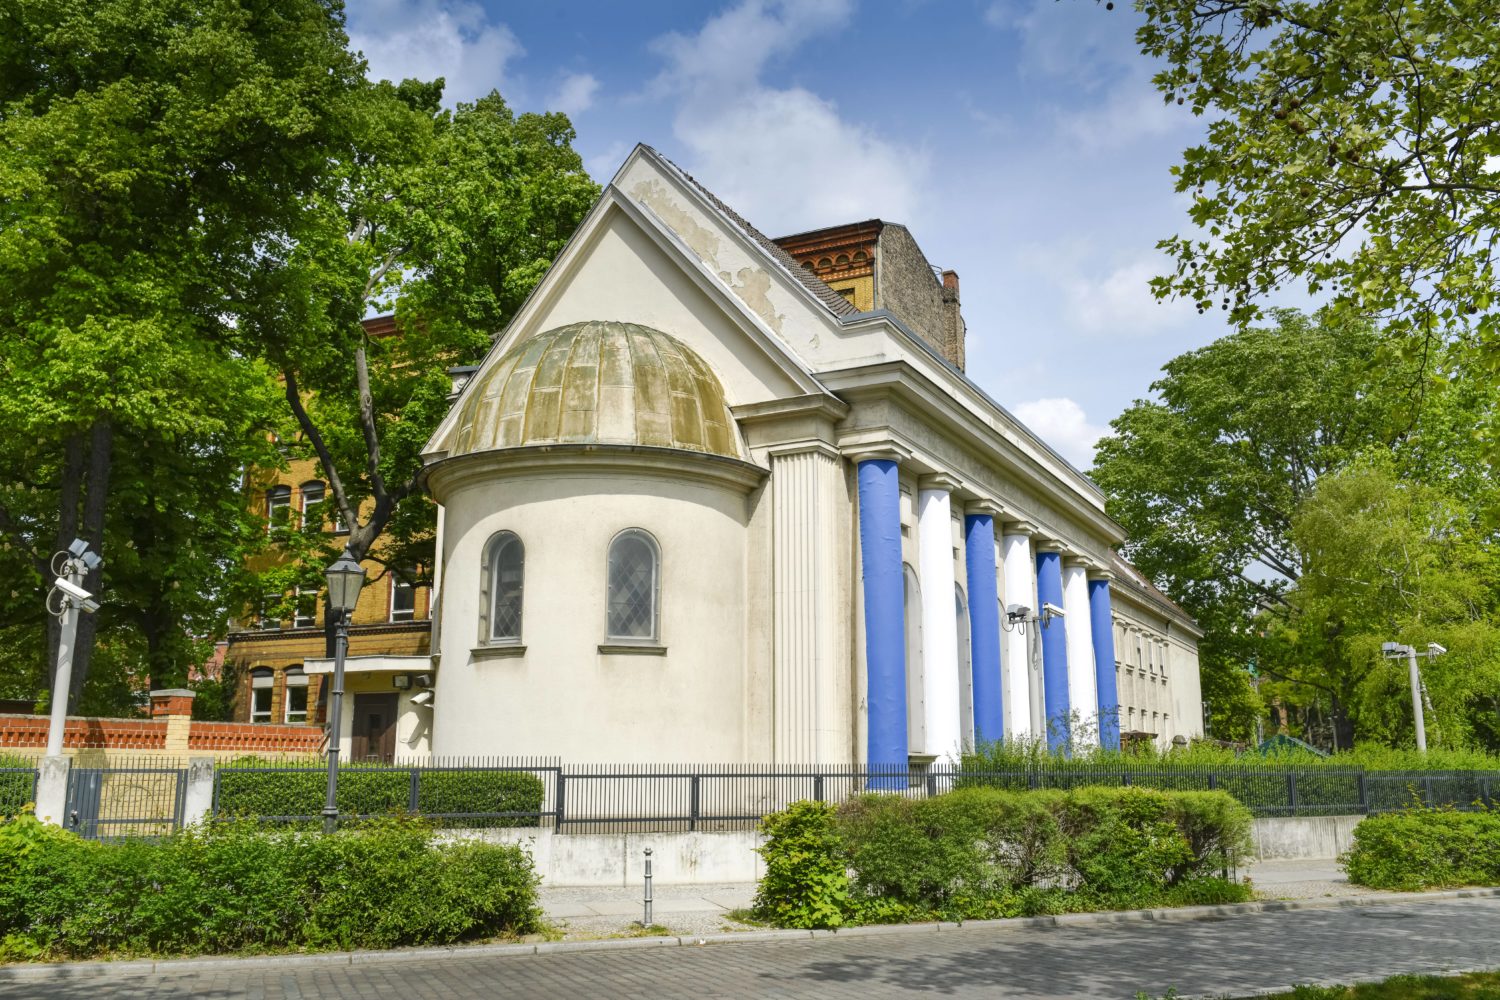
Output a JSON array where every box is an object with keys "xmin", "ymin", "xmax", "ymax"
[
  {"xmin": 44, "ymin": 578, "xmax": 81, "ymax": 757},
  {"xmin": 1406, "ymin": 645, "xmax": 1428, "ymax": 753}
]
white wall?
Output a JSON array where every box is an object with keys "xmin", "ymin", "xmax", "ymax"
[{"xmin": 432, "ymin": 467, "xmax": 754, "ymax": 763}]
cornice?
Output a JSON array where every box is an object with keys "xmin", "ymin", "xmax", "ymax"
[{"xmin": 425, "ymin": 443, "xmax": 769, "ymax": 501}]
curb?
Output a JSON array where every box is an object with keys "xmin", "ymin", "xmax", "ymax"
[{"xmin": 3, "ymin": 886, "xmax": 1498, "ymax": 982}]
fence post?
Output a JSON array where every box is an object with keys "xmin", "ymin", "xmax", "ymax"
[
  {"xmin": 554, "ymin": 770, "xmax": 566, "ymax": 831},
  {"xmin": 1286, "ymin": 772, "xmax": 1299, "ymax": 815},
  {"xmin": 408, "ymin": 768, "xmax": 420, "ymax": 814},
  {"xmin": 34, "ymin": 755, "xmax": 70, "ymax": 827},
  {"xmin": 1482, "ymin": 777, "xmax": 1494, "ymax": 811},
  {"xmin": 1207, "ymin": 773, "xmax": 1218, "ymax": 791},
  {"xmin": 927, "ymin": 773, "xmax": 938, "ymax": 798},
  {"xmin": 813, "ymin": 775, "xmax": 824, "ymax": 803},
  {"xmin": 1357, "ymin": 772, "xmax": 1369, "ymax": 814},
  {"xmin": 1423, "ymin": 775, "xmax": 1436, "ymax": 808},
  {"xmin": 180, "ymin": 757, "xmax": 217, "ymax": 828},
  {"xmin": 1121, "ymin": 773, "xmax": 1131, "ymax": 788},
  {"xmin": 689, "ymin": 775, "xmax": 700, "ymax": 832}
]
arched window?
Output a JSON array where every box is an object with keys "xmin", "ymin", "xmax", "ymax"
[
  {"xmin": 480, "ymin": 532, "xmax": 524, "ymax": 642},
  {"xmin": 266, "ymin": 486, "xmax": 291, "ymax": 534},
  {"xmin": 250, "ymin": 668, "xmax": 274, "ymax": 723},
  {"xmin": 607, "ymin": 529, "xmax": 659, "ymax": 641},
  {"xmin": 284, "ymin": 667, "xmax": 308, "ymax": 723},
  {"xmin": 300, "ymin": 481, "xmax": 325, "ymax": 528},
  {"xmin": 903, "ymin": 564, "xmax": 925, "ymax": 751}
]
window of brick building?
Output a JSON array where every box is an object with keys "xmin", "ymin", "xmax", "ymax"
[
  {"xmin": 284, "ymin": 667, "xmax": 308, "ymax": 723},
  {"xmin": 250, "ymin": 668, "xmax": 274, "ymax": 723},
  {"xmin": 390, "ymin": 569, "xmax": 416, "ymax": 622},
  {"xmin": 266, "ymin": 486, "xmax": 291, "ymax": 535}
]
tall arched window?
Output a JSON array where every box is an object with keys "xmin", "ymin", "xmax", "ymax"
[
  {"xmin": 607, "ymin": 529, "xmax": 659, "ymax": 641},
  {"xmin": 903, "ymin": 564, "xmax": 925, "ymax": 752},
  {"xmin": 250, "ymin": 668, "xmax": 274, "ymax": 723},
  {"xmin": 480, "ymin": 531, "xmax": 524, "ymax": 643}
]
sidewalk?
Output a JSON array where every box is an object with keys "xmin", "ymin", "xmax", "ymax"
[{"xmin": 537, "ymin": 857, "xmax": 1367, "ymax": 940}]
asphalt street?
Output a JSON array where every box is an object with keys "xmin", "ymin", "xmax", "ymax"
[{"xmin": 3, "ymin": 896, "xmax": 1498, "ymax": 999}]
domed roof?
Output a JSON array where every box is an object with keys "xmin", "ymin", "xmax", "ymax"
[{"xmin": 449, "ymin": 321, "xmax": 741, "ymax": 459}]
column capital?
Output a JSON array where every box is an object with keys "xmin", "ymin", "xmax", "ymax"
[
  {"xmin": 844, "ymin": 442, "xmax": 912, "ymax": 466},
  {"xmin": 964, "ymin": 498, "xmax": 1005, "ymax": 518},
  {"xmin": 917, "ymin": 472, "xmax": 963, "ymax": 493},
  {"xmin": 1000, "ymin": 519, "xmax": 1038, "ymax": 537},
  {"xmin": 1087, "ymin": 567, "xmax": 1116, "ymax": 582},
  {"xmin": 1034, "ymin": 536, "xmax": 1067, "ymax": 554},
  {"xmin": 767, "ymin": 440, "xmax": 842, "ymax": 461},
  {"xmin": 1063, "ymin": 553, "xmax": 1091, "ymax": 569}
]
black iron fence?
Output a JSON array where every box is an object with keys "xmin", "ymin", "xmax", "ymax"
[{"xmin": 7, "ymin": 756, "xmax": 1499, "ymax": 838}]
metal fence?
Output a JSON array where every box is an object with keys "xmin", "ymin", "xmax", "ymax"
[{"xmin": 11, "ymin": 757, "xmax": 1500, "ymax": 838}]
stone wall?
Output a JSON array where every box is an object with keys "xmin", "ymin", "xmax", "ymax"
[{"xmin": 875, "ymin": 224, "xmax": 966, "ymax": 370}]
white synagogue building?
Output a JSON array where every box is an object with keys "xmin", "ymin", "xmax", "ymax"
[{"xmin": 407, "ymin": 145, "xmax": 1202, "ymax": 765}]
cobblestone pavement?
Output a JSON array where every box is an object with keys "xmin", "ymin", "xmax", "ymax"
[{"xmin": 5, "ymin": 896, "xmax": 1500, "ymax": 999}]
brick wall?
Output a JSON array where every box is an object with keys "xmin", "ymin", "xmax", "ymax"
[
  {"xmin": 0, "ymin": 714, "xmax": 323, "ymax": 755},
  {"xmin": 875, "ymin": 224, "xmax": 966, "ymax": 371}
]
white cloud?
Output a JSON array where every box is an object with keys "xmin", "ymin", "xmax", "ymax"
[
  {"xmin": 548, "ymin": 72, "xmax": 599, "ymax": 117},
  {"xmin": 1062, "ymin": 254, "xmax": 1197, "ymax": 335},
  {"xmin": 347, "ymin": 0, "xmax": 521, "ymax": 105},
  {"xmin": 1011, "ymin": 397, "xmax": 1109, "ymax": 469},
  {"xmin": 648, "ymin": 0, "xmax": 927, "ymax": 235}
]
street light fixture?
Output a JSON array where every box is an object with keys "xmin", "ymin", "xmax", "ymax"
[
  {"xmin": 44, "ymin": 540, "xmax": 104, "ymax": 757},
  {"xmin": 1382, "ymin": 641, "xmax": 1445, "ymax": 753},
  {"xmin": 322, "ymin": 547, "xmax": 366, "ymax": 834}
]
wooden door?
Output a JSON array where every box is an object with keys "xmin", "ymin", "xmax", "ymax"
[{"xmin": 351, "ymin": 693, "xmax": 398, "ymax": 762}]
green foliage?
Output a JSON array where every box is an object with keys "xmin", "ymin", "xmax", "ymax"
[
  {"xmin": 214, "ymin": 761, "xmax": 544, "ymax": 829},
  {"xmin": 0, "ymin": 816, "xmax": 540, "ymax": 960},
  {"xmin": 1136, "ymin": 0, "xmax": 1500, "ymax": 412},
  {"xmin": 0, "ymin": 755, "xmax": 36, "ymax": 818},
  {"xmin": 752, "ymin": 801, "xmax": 853, "ymax": 929},
  {"xmin": 1342, "ymin": 808, "xmax": 1500, "ymax": 891},
  {"xmin": 753, "ymin": 787, "xmax": 1253, "ymax": 929}
]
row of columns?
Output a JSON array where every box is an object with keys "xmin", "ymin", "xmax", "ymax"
[{"xmin": 856, "ymin": 456, "xmax": 1121, "ymax": 766}]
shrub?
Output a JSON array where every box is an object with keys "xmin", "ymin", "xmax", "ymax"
[
  {"xmin": 1342, "ymin": 808, "xmax": 1500, "ymax": 891},
  {"xmin": 0, "ymin": 814, "xmax": 541, "ymax": 960},
  {"xmin": 752, "ymin": 801, "xmax": 852, "ymax": 929},
  {"xmin": 214, "ymin": 761, "xmax": 544, "ymax": 828},
  {"xmin": 753, "ymin": 786, "xmax": 1253, "ymax": 928}
]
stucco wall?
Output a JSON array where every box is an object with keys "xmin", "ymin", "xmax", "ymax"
[{"xmin": 432, "ymin": 466, "xmax": 755, "ymax": 762}]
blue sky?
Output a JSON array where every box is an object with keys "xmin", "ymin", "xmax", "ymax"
[{"xmin": 347, "ymin": 0, "xmax": 1249, "ymax": 468}]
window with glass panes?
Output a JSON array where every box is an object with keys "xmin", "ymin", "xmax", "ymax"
[
  {"xmin": 250, "ymin": 668, "xmax": 274, "ymax": 722},
  {"xmin": 390, "ymin": 569, "xmax": 416, "ymax": 622},
  {"xmin": 283, "ymin": 667, "xmax": 308, "ymax": 723}
]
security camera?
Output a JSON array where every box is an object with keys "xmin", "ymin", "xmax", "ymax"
[
  {"xmin": 1427, "ymin": 642, "xmax": 1447, "ymax": 656},
  {"xmin": 1006, "ymin": 603, "xmax": 1031, "ymax": 621},
  {"xmin": 67, "ymin": 538, "xmax": 89, "ymax": 558},
  {"xmin": 53, "ymin": 577, "xmax": 100, "ymax": 613},
  {"xmin": 1380, "ymin": 641, "xmax": 1402, "ymax": 654},
  {"xmin": 1042, "ymin": 602, "xmax": 1066, "ymax": 619},
  {"xmin": 409, "ymin": 690, "xmax": 434, "ymax": 707},
  {"xmin": 413, "ymin": 673, "xmax": 433, "ymax": 689}
]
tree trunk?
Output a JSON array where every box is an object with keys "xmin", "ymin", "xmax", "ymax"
[
  {"xmin": 1329, "ymin": 691, "xmax": 1355, "ymax": 752},
  {"xmin": 67, "ymin": 420, "xmax": 112, "ymax": 712},
  {"xmin": 46, "ymin": 432, "xmax": 85, "ymax": 697}
]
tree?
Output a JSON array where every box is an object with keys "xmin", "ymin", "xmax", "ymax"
[
  {"xmin": 1134, "ymin": 0, "xmax": 1500, "ymax": 404},
  {"xmin": 1280, "ymin": 459, "xmax": 1500, "ymax": 749},
  {"xmin": 1092, "ymin": 309, "xmax": 1421, "ymax": 742},
  {"xmin": 243, "ymin": 86, "xmax": 599, "ymax": 582},
  {"xmin": 0, "ymin": 0, "xmax": 369, "ymax": 708}
]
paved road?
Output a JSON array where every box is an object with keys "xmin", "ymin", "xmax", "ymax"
[{"xmin": 5, "ymin": 896, "xmax": 1499, "ymax": 1000}]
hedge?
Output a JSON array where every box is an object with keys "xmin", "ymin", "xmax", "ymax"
[
  {"xmin": 1342, "ymin": 808, "xmax": 1500, "ymax": 891},
  {"xmin": 215, "ymin": 761, "xmax": 544, "ymax": 828},
  {"xmin": 753, "ymin": 786, "xmax": 1254, "ymax": 928},
  {"xmin": 0, "ymin": 811, "xmax": 541, "ymax": 960}
]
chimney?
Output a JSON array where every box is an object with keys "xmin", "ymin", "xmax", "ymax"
[{"xmin": 940, "ymin": 270, "xmax": 965, "ymax": 371}]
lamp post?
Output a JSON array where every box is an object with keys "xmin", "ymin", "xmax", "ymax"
[
  {"xmin": 1381, "ymin": 641, "xmax": 1446, "ymax": 753},
  {"xmin": 44, "ymin": 539, "xmax": 103, "ymax": 756},
  {"xmin": 322, "ymin": 547, "xmax": 366, "ymax": 834}
]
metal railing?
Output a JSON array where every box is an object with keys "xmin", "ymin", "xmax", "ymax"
[
  {"xmin": 64, "ymin": 756, "xmax": 188, "ymax": 840},
  {"xmin": 0, "ymin": 764, "xmax": 38, "ymax": 817}
]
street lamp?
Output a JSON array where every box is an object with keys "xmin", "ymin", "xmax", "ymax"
[
  {"xmin": 322, "ymin": 547, "xmax": 366, "ymax": 834},
  {"xmin": 1381, "ymin": 641, "xmax": 1446, "ymax": 753},
  {"xmin": 44, "ymin": 539, "xmax": 103, "ymax": 757}
]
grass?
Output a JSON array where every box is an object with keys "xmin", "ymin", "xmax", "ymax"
[{"xmin": 1137, "ymin": 970, "xmax": 1500, "ymax": 999}]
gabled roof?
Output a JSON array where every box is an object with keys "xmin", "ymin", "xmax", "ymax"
[
  {"xmin": 648, "ymin": 147, "xmax": 860, "ymax": 319},
  {"xmin": 1110, "ymin": 552, "xmax": 1200, "ymax": 632}
]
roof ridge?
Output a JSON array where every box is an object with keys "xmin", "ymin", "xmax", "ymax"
[{"xmin": 646, "ymin": 148, "xmax": 859, "ymax": 318}]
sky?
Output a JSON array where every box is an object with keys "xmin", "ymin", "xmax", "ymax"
[{"xmin": 346, "ymin": 0, "xmax": 1249, "ymax": 470}]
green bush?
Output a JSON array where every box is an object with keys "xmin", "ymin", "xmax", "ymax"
[
  {"xmin": 753, "ymin": 786, "xmax": 1253, "ymax": 928},
  {"xmin": 0, "ymin": 813, "xmax": 540, "ymax": 960},
  {"xmin": 1342, "ymin": 808, "xmax": 1500, "ymax": 890},
  {"xmin": 214, "ymin": 761, "xmax": 544, "ymax": 829}
]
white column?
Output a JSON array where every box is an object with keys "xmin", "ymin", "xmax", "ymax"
[
  {"xmin": 1062, "ymin": 557, "xmax": 1098, "ymax": 746},
  {"xmin": 917, "ymin": 475, "xmax": 963, "ymax": 759},
  {"xmin": 771, "ymin": 443, "xmax": 845, "ymax": 764},
  {"xmin": 1000, "ymin": 521, "xmax": 1038, "ymax": 741}
]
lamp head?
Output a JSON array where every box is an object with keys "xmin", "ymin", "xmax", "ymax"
[
  {"xmin": 324, "ymin": 547, "xmax": 367, "ymax": 614},
  {"xmin": 1380, "ymin": 641, "xmax": 1402, "ymax": 656}
]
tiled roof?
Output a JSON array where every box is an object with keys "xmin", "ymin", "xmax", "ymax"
[
  {"xmin": 1110, "ymin": 552, "xmax": 1197, "ymax": 626},
  {"xmin": 647, "ymin": 147, "xmax": 860, "ymax": 319}
]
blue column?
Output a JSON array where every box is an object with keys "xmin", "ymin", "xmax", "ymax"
[
  {"xmin": 857, "ymin": 459, "xmax": 908, "ymax": 780},
  {"xmin": 1089, "ymin": 578, "xmax": 1121, "ymax": 751},
  {"xmin": 1034, "ymin": 550, "xmax": 1071, "ymax": 751},
  {"xmin": 963, "ymin": 514, "xmax": 1004, "ymax": 744}
]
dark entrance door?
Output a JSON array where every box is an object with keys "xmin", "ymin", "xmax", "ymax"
[{"xmin": 351, "ymin": 693, "xmax": 398, "ymax": 762}]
